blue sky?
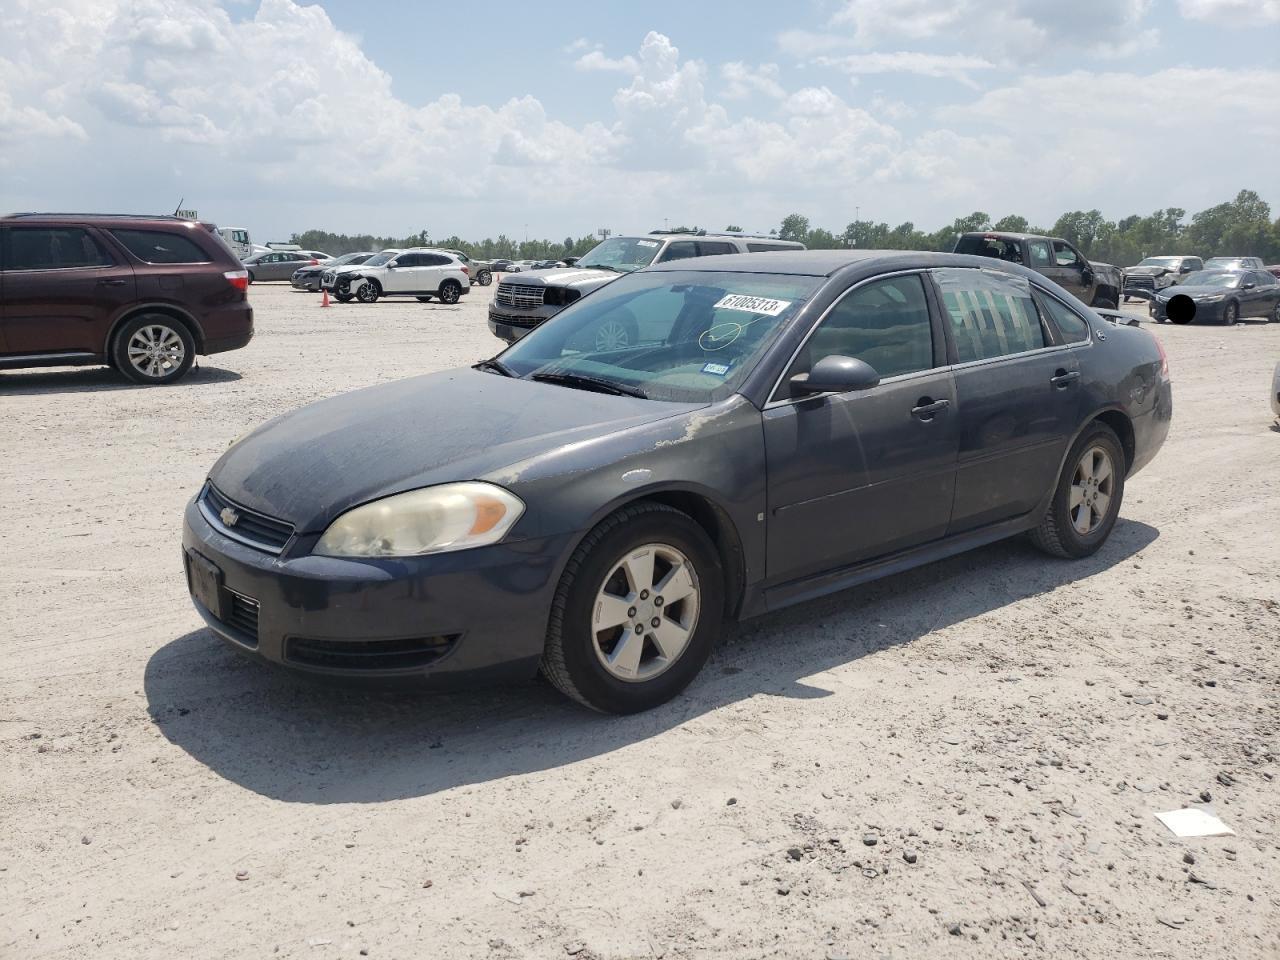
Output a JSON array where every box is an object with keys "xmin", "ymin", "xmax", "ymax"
[{"xmin": 3, "ymin": 0, "xmax": 1278, "ymax": 243}]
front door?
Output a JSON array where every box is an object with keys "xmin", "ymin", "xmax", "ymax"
[
  {"xmin": 0, "ymin": 225, "xmax": 136, "ymax": 357},
  {"xmin": 1045, "ymin": 240, "xmax": 1088, "ymax": 300},
  {"xmin": 932, "ymin": 267, "xmax": 1082, "ymax": 533},
  {"xmin": 763, "ymin": 272, "xmax": 958, "ymax": 586}
]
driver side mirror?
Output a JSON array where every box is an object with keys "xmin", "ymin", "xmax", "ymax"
[
  {"xmin": 1180, "ymin": 264, "xmax": 1193, "ymax": 273},
  {"xmin": 386, "ymin": 260, "xmax": 398, "ymax": 268},
  {"xmin": 1243, "ymin": 281, "xmax": 1256, "ymax": 290},
  {"xmin": 790, "ymin": 355, "xmax": 880, "ymax": 398}
]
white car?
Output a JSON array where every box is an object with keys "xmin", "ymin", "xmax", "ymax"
[{"xmin": 321, "ymin": 248, "xmax": 472, "ymax": 304}]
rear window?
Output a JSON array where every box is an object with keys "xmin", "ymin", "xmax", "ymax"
[
  {"xmin": 111, "ymin": 229, "xmax": 211, "ymax": 264},
  {"xmin": 955, "ymin": 235, "xmax": 1024, "ymax": 264},
  {"xmin": 747, "ymin": 242, "xmax": 795, "ymax": 253}
]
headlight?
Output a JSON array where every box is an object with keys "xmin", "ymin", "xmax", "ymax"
[
  {"xmin": 1200, "ymin": 294, "xmax": 1225, "ymax": 303},
  {"xmin": 315, "ymin": 482, "xmax": 525, "ymax": 558}
]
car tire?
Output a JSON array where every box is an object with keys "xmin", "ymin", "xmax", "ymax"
[
  {"xmin": 1030, "ymin": 422, "xmax": 1126, "ymax": 560},
  {"xmin": 477, "ymin": 270, "xmax": 493, "ymax": 286},
  {"xmin": 1269, "ymin": 301, "xmax": 1279, "ymax": 324},
  {"xmin": 111, "ymin": 314, "xmax": 196, "ymax": 385},
  {"xmin": 541, "ymin": 502, "xmax": 724, "ymax": 714},
  {"xmin": 355, "ymin": 280, "xmax": 380, "ymax": 304},
  {"xmin": 439, "ymin": 280, "xmax": 462, "ymax": 305},
  {"xmin": 246, "ymin": 271, "xmax": 256, "ymax": 284},
  {"xmin": 416, "ymin": 296, "xmax": 433, "ymax": 303},
  {"xmin": 334, "ymin": 293, "xmax": 353, "ymax": 303},
  {"xmin": 1223, "ymin": 301, "xmax": 1238, "ymax": 326}
]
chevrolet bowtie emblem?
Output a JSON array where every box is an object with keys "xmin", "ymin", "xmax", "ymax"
[{"xmin": 219, "ymin": 506, "xmax": 240, "ymax": 527}]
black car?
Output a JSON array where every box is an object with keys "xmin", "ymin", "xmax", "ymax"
[
  {"xmin": 183, "ymin": 251, "xmax": 1171, "ymax": 713},
  {"xmin": 1150, "ymin": 269, "xmax": 1280, "ymax": 325},
  {"xmin": 292, "ymin": 252, "xmax": 374, "ymax": 291}
]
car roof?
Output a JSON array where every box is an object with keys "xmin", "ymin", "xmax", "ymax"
[{"xmin": 645, "ymin": 249, "xmax": 1005, "ymax": 277}]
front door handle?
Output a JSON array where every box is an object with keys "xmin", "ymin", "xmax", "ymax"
[
  {"xmin": 98, "ymin": 278, "xmax": 127, "ymax": 286},
  {"xmin": 911, "ymin": 397, "xmax": 950, "ymax": 420},
  {"xmin": 1050, "ymin": 369, "xmax": 1081, "ymax": 388}
]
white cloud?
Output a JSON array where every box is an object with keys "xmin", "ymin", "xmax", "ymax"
[
  {"xmin": 573, "ymin": 50, "xmax": 640, "ymax": 74},
  {"xmin": 815, "ymin": 51, "xmax": 997, "ymax": 87},
  {"xmin": 1179, "ymin": 0, "xmax": 1280, "ymax": 18},
  {"xmin": 721, "ymin": 62, "xmax": 786, "ymax": 100}
]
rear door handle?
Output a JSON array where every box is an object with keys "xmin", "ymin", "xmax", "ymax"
[
  {"xmin": 911, "ymin": 398, "xmax": 950, "ymax": 420},
  {"xmin": 1050, "ymin": 370, "xmax": 1080, "ymax": 388},
  {"xmin": 98, "ymin": 278, "xmax": 127, "ymax": 286}
]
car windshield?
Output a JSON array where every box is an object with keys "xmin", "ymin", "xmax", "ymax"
[
  {"xmin": 1205, "ymin": 258, "xmax": 1244, "ymax": 268},
  {"xmin": 576, "ymin": 236, "xmax": 665, "ymax": 273},
  {"xmin": 1181, "ymin": 271, "xmax": 1239, "ymax": 288},
  {"xmin": 498, "ymin": 271, "xmax": 821, "ymax": 403},
  {"xmin": 1138, "ymin": 257, "xmax": 1179, "ymax": 268},
  {"xmin": 363, "ymin": 252, "xmax": 396, "ymax": 267}
]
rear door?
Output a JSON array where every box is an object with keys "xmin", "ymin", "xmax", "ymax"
[
  {"xmin": 763, "ymin": 272, "xmax": 958, "ymax": 586},
  {"xmin": 0, "ymin": 224, "xmax": 136, "ymax": 357},
  {"xmin": 421, "ymin": 253, "xmax": 453, "ymax": 292},
  {"xmin": 932, "ymin": 267, "xmax": 1082, "ymax": 533}
]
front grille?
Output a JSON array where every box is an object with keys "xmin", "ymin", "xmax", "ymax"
[
  {"xmin": 222, "ymin": 591, "xmax": 260, "ymax": 646},
  {"xmin": 490, "ymin": 311, "xmax": 544, "ymax": 328},
  {"xmin": 285, "ymin": 635, "xmax": 460, "ymax": 673},
  {"xmin": 1124, "ymin": 275, "xmax": 1155, "ymax": 291},
  {"xmin": 495, "ymin": 282, "xmax": 545, "ymax": 309},
  {"xmin": 200, "ymin": 484, "xmax": 294, "ymax": 554}
]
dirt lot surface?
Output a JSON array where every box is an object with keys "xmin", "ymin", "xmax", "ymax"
[{"xmin": 2, "ymin": 283, "xmax": 1278, "ymax": 959}]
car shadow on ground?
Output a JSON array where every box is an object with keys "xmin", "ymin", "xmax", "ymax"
[
  {"xmin": 145, "ymin": 519, "xmax": 1158, "ymax": 804},
  {"xmin": 0, "ymin": 364, "xmax": 241, "ymax": 394}
]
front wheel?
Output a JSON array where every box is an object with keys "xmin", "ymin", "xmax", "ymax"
[
  {"xmin": 111, "ymin": 315, "xmax": 196, "ymax": 385},
  {"xmin": 1093, "ymin": 295, "xmax": 1118, "ymax": 310},
  {"xmin": 1223, "ymin": 301, "xmax": 1238, "ymax": 326},
  {"xmin": 1030, "ymin": 423, "xmax": 1125, "ymax": 559},
  {"xmin": 355, "ymin": 280, "xmax": 380, "ymax": 303},
  {"xmin": 541, "ymin": 503, "xmax": 724, "ymax": 714},
  {"xmin": 439, "ymin": 280, "xmax": 462, "ymax": 305},
  {"xmin": 476, "ymin": 270, "xmax": 492, "ymax": 286}
]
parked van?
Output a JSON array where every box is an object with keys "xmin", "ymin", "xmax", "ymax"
[{"xmin": 218, "ymin": 227, "xmax": 252, "ymax": 260}]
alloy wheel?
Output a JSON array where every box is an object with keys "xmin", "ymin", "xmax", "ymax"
[
  {"xmin": 127, "ymin": 324, "xmax": 186, "ymax": 380},
  {"xmin": 1069, "ymin": 446, "xmax": 1114, "ymax": 536},
  {"xmin": 441, "ymin": 284, "xmax": 460, "ymax": 304},
  {"xmin": 591, "ymin": 543, "xmax": 700, "ymax": 682},
  {"xmin": 1223, "ymin": 302, "xmax": 1237, "ymax": 325},
  {"xmin": 594, "ymin": 320, "xmax": 631, "ymax": 352}
]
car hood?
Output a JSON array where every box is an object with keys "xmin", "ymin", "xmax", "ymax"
[
  {"xmin": 207, "ymin": 369, "xmax": 701, "ymax": 532},
  {"xmin": 1157, "ymin": 284, "xmax": 1235, "ymax": 299},
  {"xmin": 1125, "ymin": 265, "xmax": 1172, "ymax": 276},
  {"xmin": 503, "ymin": 267, "xmax": 627, "ymax": 290}
]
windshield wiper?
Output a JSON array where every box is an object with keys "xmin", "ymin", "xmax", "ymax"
[
  {"xmin": 474, "ymin": 358, "xmax": 515, "ymax": 377},
  {"xmin": 531, "ymin": 372, "xmax": 647, "ymax": 399},
  {"xmin": 580, "ymin": 262, "xmax": 621, "ymax": 273}
]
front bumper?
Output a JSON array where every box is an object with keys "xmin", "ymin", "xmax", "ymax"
[
  {"xmin": 487, "ymin": 307, "xmax": 552, "ymax": 343},
  {"xmin": 182, "ymin": 497, "xmax": 570, "ymax": 686},
  {"xmin": 291, "ymin": 273, "xmax": 321, "ymax": 291},
  {"xmin": 1150, "ymin": 297, "xmax": 1227, "ymax": 323}
]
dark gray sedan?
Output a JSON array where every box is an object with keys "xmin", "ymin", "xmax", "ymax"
[
  {"xmin": 183, "ymin": 251, "xmax": 1171, "ymax": 713},
  {"xmin": 1150, "ymin": 269, "xmax": 1280, "ymax": 325}
]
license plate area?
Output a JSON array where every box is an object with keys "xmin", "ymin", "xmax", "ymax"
[{"xmin": 186, "ymin": 550, "xmax": 224, "ymax": 619}]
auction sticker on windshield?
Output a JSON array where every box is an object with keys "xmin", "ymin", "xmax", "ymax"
[{"xmin": 714, "ymin": 294, "xmax": 792, "ymax": 316}]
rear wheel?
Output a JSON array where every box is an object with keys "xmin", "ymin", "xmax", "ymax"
[
  {"xmin": 439, "ymin": 280, "xmax": 462, "ymax": 305},
  {"xmin": 246, "ymin": 271, "xmax": 256, "ymax": 284},
  {"xmin": 355, "ymin": 280, "xmax": 380, "ymax": 303},
  {"xmin": 541, "ymin": 503, "xmax": 724, "ymax": 714},
  {"xmin": 1223, "ymin": 301, "xmax": 1238, "ymax": 326},
  {"xmin": 111, "ymin": 315, "xmax": 196, "ymax": 385},
  {"xmin": 1030, "ymin": 423, "xmax": 1125, "ymax": 559},
  {"xmin": 477, "ymin": 270, "xmax": 493, "ymax": 286},
  {"xmin": 1269, "ymin": 301, "xmax": 1279, "ymax": 324}
]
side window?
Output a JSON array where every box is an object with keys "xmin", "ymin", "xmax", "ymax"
[
  {"xmin": 4, "ymin": 227, "xmax": 113, "ymax": 270},
  {"xmin": 934, "ymin": 268, "xmax": 1048, "ymax": 362},
  {"xmin": 1052, "ymin": 241, "xmax": 1078, "ymax": 267},
  {"xmin": 111, "ymin": 229, "xmax": 210, "ymax": 264},
  {"xmin": 1188, "ymin": 259, "xmax": 1202, "ymax": 271},
  {"xmin": 791, "ymin": 274, "xmax": 934, "ymax": 383},
  {"xmin": 1037, "ymin": 293, "xmax": 1091, "ymax": 344},
  {"xmin": 1257, "ymin": 271, "xmax": 1277, "ymax": 287},
  {"xmin": 428, "ymin": 254, "xmax": 453, "ymax": 267},
  {"xmin": 1027, "ymin": 240, "xmax": 1052, "ymax": 266},
  {"xmin": 697, "ymin": 241, "xmax": 736, "ymax": 256},
  {"xmin": 396, "ymin": 254, "xmax": 422, "ymax": 267},
  {"xmin": 658, "ymin": 241, "xmax": 699, "ymax": 263}
]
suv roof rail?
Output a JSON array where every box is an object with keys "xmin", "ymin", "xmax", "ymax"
[{"xmin": 647, "ymin": 229, "xmax": 795, "ymax": 242}]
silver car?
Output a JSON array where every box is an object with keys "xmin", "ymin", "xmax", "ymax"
[{"xmin": 243, "ymin": 250, "xmax": 325, "ymax": 283}]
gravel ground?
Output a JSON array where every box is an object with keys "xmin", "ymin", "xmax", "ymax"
[{"xmin": 2, "ymin": 282, "xmax": 1278, "ymax": 959}]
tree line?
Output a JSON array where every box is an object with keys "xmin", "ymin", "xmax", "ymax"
[{"xmin": 292, "ymin": 189, "xmax": 1280, "ymax": 267}]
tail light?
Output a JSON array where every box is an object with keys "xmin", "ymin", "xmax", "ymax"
[
  {"xmin": 1150, "ymin": 330, "xmax": 1169, "ymax": 379},
  {"xmin": 309, "ymin": 259, "xmax": 318, "ymax": 265},
  {"xmin": 223, "ymin": 269, "xmax": 249, "ymax": 292},
  {"xmin": 461, "ymin": 266, "xmax": 469, "ymax": 275}
]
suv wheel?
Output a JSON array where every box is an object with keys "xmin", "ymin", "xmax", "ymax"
[
  {"xmin": 476, "ymin": 270, "xmax": 493, "ymax": 286},
  {"xmin": 112, "ymin": 315, "xmax": 196, "ymax": 385},
  {"xmin": 1030, "ymin": 422, "xmax": 1125, "ymax": 559},
  {"xmin": 541, "ymin": 503, "xmax": 724, "ymax": 714},
  {"xmin": 439, "ymin": 281, "xmax": 462, "ymax": 305},
  {"xmin": 355, "ymin": 280, "xmax": 380, "ymax": 304}
]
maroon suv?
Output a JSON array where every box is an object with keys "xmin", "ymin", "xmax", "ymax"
[{"xmin": 0, "ymin": 213, "xmax": 253, "ymax": 384}]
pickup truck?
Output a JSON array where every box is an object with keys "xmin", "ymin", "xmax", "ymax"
[{"xmin": 954, "ymin": 231, "xmax": 1121, "ymax": 309}]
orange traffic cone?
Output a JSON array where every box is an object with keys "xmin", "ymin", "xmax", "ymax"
[{"xmin": 321, "ymin": 287, "xmax": 330, "ymax": 308}]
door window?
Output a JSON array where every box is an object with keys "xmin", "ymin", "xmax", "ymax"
[
  {"xmin": 1037, "ymin": 293, "xmax": 1091, "ymax": 344},
  {"xmin": 697, "ymin": 241, "xmax": 736, "ymax": 256},
  {"xmin": 111, "ymin": 229, "xmax": 210, "ymax": 264},
  {"xmin": 1052, "ymin": 241, "xmax": 1078, "ymax": 267},
  {"xmin": 934, "ymin": 268, "xmax": 1049, "ymax": 362},
  {"xmin": 787, "ymin": 275, "xmax": 935, "ymax": 386},
  {"xmin": 658, "ymin": 241, "xmax": 699, "ymax": 263},
  {"xmin": 1027, "ymin": 240, "xmax": 1052, "ymax": 267},
  {"xmin": 422, "ymin": 254, "xmax": 451, "ymax": 266},
  {"xmin": 394, "ymin": 254, "xmax": 422, "ymax": 267},
  {"xmin": 5, "ymin": 227, "xmax": 114, "ymax": 270}
]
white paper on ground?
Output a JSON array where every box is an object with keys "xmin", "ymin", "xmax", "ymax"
[{"xmin": 1154, "ymin": 808, "xmax": 1235, "ymax": 838}]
